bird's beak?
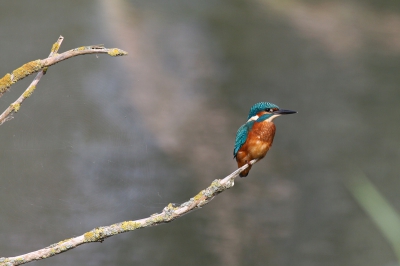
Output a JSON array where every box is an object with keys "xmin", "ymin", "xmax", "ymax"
[{"xmin": 273, "ymin": 109, "xmax": 297, "ymax": 115}]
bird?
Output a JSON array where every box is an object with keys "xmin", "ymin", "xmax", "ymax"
[{"xmin": 233, "ymin": 102, "xmax": 297, "ymax": 177}]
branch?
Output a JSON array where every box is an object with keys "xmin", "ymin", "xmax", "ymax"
[
  {"xmin": 0, "ymin": 159, "xmax": 258, "ymax": 266},
  {"xmin": 0, "ymin": 36, "xmax": 127, "ymax": 125}
]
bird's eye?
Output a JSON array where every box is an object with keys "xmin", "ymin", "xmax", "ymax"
[{"xmin": 265, "ymin": 108, "xmax": 273, "ymax": 112}]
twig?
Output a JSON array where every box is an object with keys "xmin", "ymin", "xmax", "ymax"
[
  {"xmin": 0, "ymin": 159, "xmax": 258, "ymax": 266},
  {"xmin": 0, "ymin": 37, "xmax": 127, "ymax": 125},
  {"xmin": 0, "ymin": 36, "xmax": 63, "ymax": 125}
]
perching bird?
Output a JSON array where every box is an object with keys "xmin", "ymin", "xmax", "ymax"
[{"xmin": 233, "ymin": 102, "xmax": 296, "ymax": 177}]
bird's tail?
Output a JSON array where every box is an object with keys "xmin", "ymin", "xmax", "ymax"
[{"xmin": 239, "ymin": 165, "xmax": 252, "ymax": 177}]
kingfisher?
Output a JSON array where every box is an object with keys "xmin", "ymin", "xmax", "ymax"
[{"xmin": 233, "ymin": 102, "xmax": 297, "ymax": 177}]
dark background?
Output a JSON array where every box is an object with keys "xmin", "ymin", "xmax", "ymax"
[{"xmin": 0, "ymin": 0, "xmax": 400, "ymax": 265}]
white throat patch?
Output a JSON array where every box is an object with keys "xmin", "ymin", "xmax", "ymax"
[{"xmin": 265, "ymin": 114, "xmax": 281, "ymax": 122}]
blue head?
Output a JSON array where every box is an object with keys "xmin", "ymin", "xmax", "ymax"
[
  {"xmin": 247, "ymin": 102, "xmax": 280, "ymax": 120},
  {"xmin": 247, "ymin": 102, "xmax": 297, "ymax": 122}
]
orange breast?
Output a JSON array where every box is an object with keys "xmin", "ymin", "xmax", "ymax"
[
  {"xmin": 236, "ymin": 121, "xmax": 276, "ymax": 166},
  {"xmin": 235, "ymin": 120, "xmax": 277, "ymax": 177},
  {"xmin": 247, "ymin": 121, "xmax": 276, "ymax": 157}
]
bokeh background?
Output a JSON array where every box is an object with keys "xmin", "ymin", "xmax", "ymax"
[{"xmin": 0, "ymin": 0, "xmax": 400, "ymax": 265}]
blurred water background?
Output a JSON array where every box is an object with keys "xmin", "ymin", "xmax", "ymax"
[{"xmin": 0, "ymin": 0, "xmax": 400, "ymax": 265}]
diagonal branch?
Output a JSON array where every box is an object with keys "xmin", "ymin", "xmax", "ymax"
[{"xmin": 0, "ymin": 159, "xmax": 258, "ymax": 266}]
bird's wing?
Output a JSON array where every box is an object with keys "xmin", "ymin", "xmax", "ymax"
[{"xmin": 233, "ymin": 121, "xmax": 254, "ymax": 158}]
